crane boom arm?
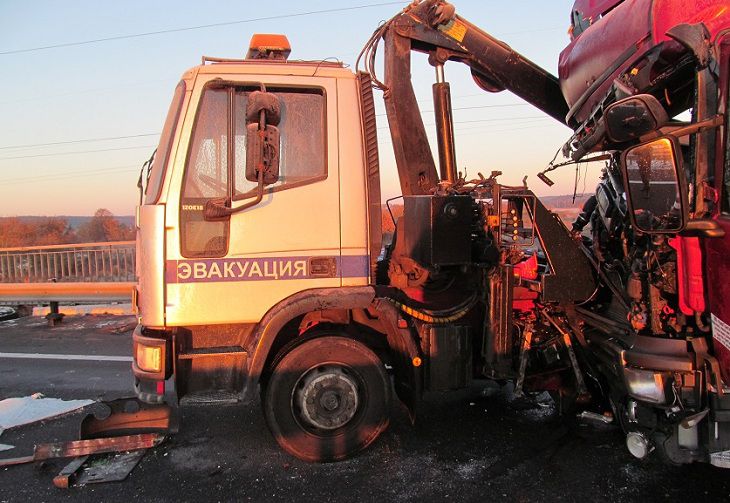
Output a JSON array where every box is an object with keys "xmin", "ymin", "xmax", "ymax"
[{"xmin": 376, "ymin": 0, "xmax": 569, "ymax": 195}]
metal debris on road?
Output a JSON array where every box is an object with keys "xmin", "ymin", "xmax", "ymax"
[
  {"xmin": 53, "ymin": 455, "xmax": 90, "ymax": 488},
  {"xmin": 76, "ymin": 450, "xmax": 147, "ymax": 485},
  {"xmin": 0, "ymin": 433, "xmax": 164, "ymax": 468},
  {"xmin": 0, "ymin": 395, "xmax": 93, "ymax": 432},
  {"xmin": 80, "ymin": 398, "xmax": 177, "ymax": 438},
  {"xmin": 0, "ymin": 396, "xmax": 175, "ymax": 489}
]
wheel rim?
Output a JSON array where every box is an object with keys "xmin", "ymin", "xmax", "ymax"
[{"xmin": 293, "ymin": 365, "xmax": 361, "ymax": 431}]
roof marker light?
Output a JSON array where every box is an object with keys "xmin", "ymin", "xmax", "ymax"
[{"xmin": 246, "ymin": 34, "xmax": 291, "ymax": 60}]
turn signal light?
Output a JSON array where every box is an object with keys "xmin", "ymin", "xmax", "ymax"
[{"xmin": 136, "ymin": 344, "xmax": 162, "ymax": 373}]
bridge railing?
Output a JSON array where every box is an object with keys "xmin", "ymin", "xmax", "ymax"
[{"xmin": 0, "ymin": 241, "xmax": 136, "ymax": 283}]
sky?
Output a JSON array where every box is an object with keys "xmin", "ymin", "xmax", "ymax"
[{"xmin": 0, "ymin": 0, "xmax": 588, "ymax": 217}]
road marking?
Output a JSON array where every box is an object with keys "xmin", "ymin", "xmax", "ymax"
[{"xmin": 0, "ymin": 352, "xmax": 132, "ymax": 362}]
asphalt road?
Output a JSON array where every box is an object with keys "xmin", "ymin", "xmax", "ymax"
[{"xmin": 0, "ymin": 315, "xmax": 728, "ymax": 502}]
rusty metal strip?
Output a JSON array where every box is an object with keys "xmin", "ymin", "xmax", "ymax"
[
  {"xmin": 35, "ymin": 433, "xmax": 162, "ymax": 459},
  {"xmin": 80, "ymin": 399, "xmax": 174, "ymax": 439},
  {"xmin": 0, "ymin": 433, "xmax": 163, "ymax": 468}
]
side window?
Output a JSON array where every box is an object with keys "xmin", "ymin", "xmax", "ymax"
[
  {"xmin": 180, "ymin": 85, "xmax": 326, "ymax": 258},
  {"xmin": 234, "ymin": 88, "xmax": 326, "ymax": 197},
  {"xmin": 183, "ymin": 89, "xmax": 229, "ymax": 199},
  {"xmin": 180, "ymin": 88, "xmax": 230, "ymax": 257}
]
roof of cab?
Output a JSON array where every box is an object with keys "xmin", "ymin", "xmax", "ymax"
[{"xmin": 191, "ymin": 57, "xmax": 356, "ymax": 79}]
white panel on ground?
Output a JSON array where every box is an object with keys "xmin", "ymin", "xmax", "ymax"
[{"xmin": 0, "ymin": 395, "xmax": 93, "ymax": 433}]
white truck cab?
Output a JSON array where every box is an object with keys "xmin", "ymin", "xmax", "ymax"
[{"xmin": 134, "ymin": 36, "xmax": 388, "ymax": 461}]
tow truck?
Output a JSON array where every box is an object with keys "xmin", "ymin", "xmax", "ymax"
[{"xmin": 133, "ymin": 0, "xmax": 730, "ymax": 466}]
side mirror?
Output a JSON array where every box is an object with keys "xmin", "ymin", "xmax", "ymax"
[
  {"xmin": 245, "ymin": 123, "xmax": 280, "ymax": 184},
  {"xmin": 621, "ymin": 137, "xmax": 685, "ymax": 233},
  {"xmin": 245, "ymin": 90, "xmax": 281, "ymax": 185},
  {"xmin": 605, "ymin": 94, "xmax": 669, "ymax": 143},
  {"xmin": 204, "ymin": 89, "xmax": 280, "ymax": 222}
]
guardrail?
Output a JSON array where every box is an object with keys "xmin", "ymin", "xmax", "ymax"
[
  {"xmin": 0, "ymin": 241, "xmax": 136, "ymax": 307},
  {"xmin": 0, "ymin": 282, "xmax": 135, "ymax": 303},
  {"xmin": 0, "ymin": 241, "xmax": 135, "ymax": 283}
]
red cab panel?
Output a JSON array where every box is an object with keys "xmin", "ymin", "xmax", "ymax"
[
  {"xmin": 559, "ymin": 0, "xmax": 653, "ymax": 123},
  {"xmin": 703, "ymin": 219, "xmax": 730, "ymax": 384},
  {"xmin": 560, "ymin": 0, "xmax": 730, "ymax": 124}
]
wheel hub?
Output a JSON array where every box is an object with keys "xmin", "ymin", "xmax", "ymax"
[{"xmin": 295, "ymin": 366, "xmax": 359, "ymax": 430}]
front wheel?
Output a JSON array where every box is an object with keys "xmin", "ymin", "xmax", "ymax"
[{"xmin": 263, "ymin": 335, "xmax": 391, "ymax": 462}]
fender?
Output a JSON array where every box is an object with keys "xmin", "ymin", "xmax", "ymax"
[
  {"xmin": 242, "ymin": 286, "xmax": 424, "ymax": 419},
  {"xmin": 243, "ymin": 286, "xmax": 376, "ymax": 400}
]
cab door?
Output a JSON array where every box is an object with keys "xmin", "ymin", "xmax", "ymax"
[{"xmin": 164, "ymin": 74, "xmax": 341, "ymax": 326}]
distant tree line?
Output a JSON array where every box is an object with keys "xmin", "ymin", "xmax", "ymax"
[
  {"xmin": 381, "ymin": 204, "xmax": 403, "ymax": 235},
  {"xmin": 0, "ymin": 208, "xmax": 134, "ymax": 248}
]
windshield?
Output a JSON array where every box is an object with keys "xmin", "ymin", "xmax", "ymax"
[{"xmin": 144, "ymin": 80, "xmax": 186, "ymax": 204}]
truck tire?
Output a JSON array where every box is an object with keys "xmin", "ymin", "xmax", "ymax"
[{"xmin": 263, "ymin": 335, "xmax": 391, "ymax": 462}]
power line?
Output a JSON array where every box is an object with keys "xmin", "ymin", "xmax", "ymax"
[
  {"xmin": 0, "ymin": 2, "xmax": 404, "ymax": 56},
  {"xmin": 0, "ymin": 145, "xmax": 156, "ymax": 161},
  {"xmin": 438, "ymin": 103, "xmax": 530, "ymax": 112},
  {"xmin": 450, "ymin": 117, "xmax": 552, "ymax": 132},
  {"xmin": 4, "ymin": 165, "xmax": 139, "ymax": 184},
  {"xmin": 456, "ymin": 123, "xmax": 567, "ymax": 137},
  {"xmin": 377, "ymin": 116, "xmax": 549, "ymax": 130},
  {"xmin": 377, "ymin": 122, "xmax": 557, "ymax": 146},
  {"xmin": 0, "ymin": 117, "xmax": 544, "ymax": 158},
  {"xmin": 0, "ymin": 134, "xmax": 160, "ymax": 150},
  {"xmin": 1, "ymin": 103, "xmax": 533, "ymax": 152},
  {"xmin": 448, "ymin": 116, "xmax": 549, "ymax": 125},
  {"xmin": 6, "ymin": 124, "xmax": 561, "ymax": 184},
  {"xmin": 375, "ymin": 103, "xmax": 530, "ymax": 117},
  {"xmin": 5, "ymin": 169, "xmax": 139, "ymax": 186},
  {"xmin": 498, "ymin": 26, "xmax": 564, "ymax": 36},
  {"xmin": 0, "ymin": 80, "xmax": 170, "ymax": 106}
]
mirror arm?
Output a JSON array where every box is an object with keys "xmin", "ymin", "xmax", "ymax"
[
  {"xmin": 680, "ymin": 219, "xmax": 726, "ymax": 238},
  {"xmin": 203, "ymin": 170, "xmax": 265, "ymax": 221},
  {"xmin": 203, "ymin": 100, "xmax": 274, "ymax": 222},
  {"xmin": 666, "ymin": 114, "xmax": 724, "ymax": 139},
  {"xmin": 634, "ymin": 115, "xmax": 723, "ymax": 144}
]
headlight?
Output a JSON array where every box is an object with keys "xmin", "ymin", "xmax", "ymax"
[{"xmin": 623, "ymin": 367, "xmax": 668, "ymax": 404}]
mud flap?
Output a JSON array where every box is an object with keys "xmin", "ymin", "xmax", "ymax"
[
  {"xmin": 375, "ymin": 298, "xmax": 423, "ymax": 422},
  {"xmin": 393, "ymin": 354, "xmax": 423, "ymax": 423}
]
